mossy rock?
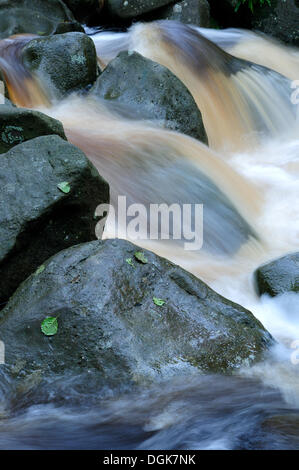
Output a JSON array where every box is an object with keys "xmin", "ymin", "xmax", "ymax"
[
  {"xmin": 0, "ymin": 0, "xmax": 83, "ymax": 39},
  {"xmin": 0, "ymin": 239, "xmax": 273, "ymax": 402},
  {"xmin": 91, "ymin": 51, "xmax": 207, "ymax": 143},
  {"xmin": 105, "ymin": 0, "xmax": 176, "ymax": 19},
  {"xmin": 22, "ymin": 32, "xmax": 99, "ymax": 99},
  {"xmin": 0, "ymin": 135, "xmax": 109, "ymax": 306},
  {"xmin": 0, "ymin": 105, "xmax": 66, "ymax": 153}
]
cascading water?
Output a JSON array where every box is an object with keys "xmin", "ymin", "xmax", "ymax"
[{"xmin": 0, "ymin": 21, "xmax": 298, "ymax": 450}]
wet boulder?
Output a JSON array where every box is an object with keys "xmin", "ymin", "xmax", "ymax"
[
  {"xmin": 0, "ymin": 239, "xmax": 273, "ymax": 401},
  {"xmin": 22, "ymin": 32, "xmax": 98, "ymax": 100},
  {"xmin": 0, "ymin": 135, "xmax": 109, "ymax": 306},
  {"xmin": 155, "ymin": 0, "xmax": 210, "ymax": 26},
  {"xmin": 105, "ymin": 0, "xmax": 176, "ymax": 19},
  {"xmin": 255, "ymin": 252, "xmax": 299, "ymax": 297},
  {"xmin": 0, "ymin": 105, "xmax": 66, "ymax": 153},
  {"xmin": 250, "ymin": 0, "xmax": 299, "ymax": 47},
  {"xmin": 208, "ymin": 0, "xmax": 299, "ymax": 46},
  {"xmin": 92, "ymin": 51, "xmax": 207, "ymax": 142},
  {"xmin": 0, "ymin": 0, "xmax": 83, "ymax": 39}
]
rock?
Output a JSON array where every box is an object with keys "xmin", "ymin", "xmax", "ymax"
[
  {"xmin": 251, "ymin": 0, "xmax": 299, "ymax": 47},
  {"xmin": 208, "ymin": 0, "xmax": 299, "ymax": 46},
  {"xmin": 63, "ymin": 0, "xmax": 104, "ymax": 23},
  {"xmin": 156, "ymin": 0, "xmax": 210, "ymax": 26},
  {"xmin": 22, "ymin": 32, "xmax": 99, "ymax": 99},
  {"xmin": 53, "ymin": 21, "xmax": 85, "ymax": 35},
  {"xmin": 0, "ymin": 135, "xmax": 109, "ymax": 306},
  {"xmin": 255, "ymin": 253, "xmax": 299, "ymax": 297},
  {"xmin": 92, "ymin": 51, "xmax": 207, "ymax": 142},
  {"xmin": 0, "ymin": 239, "xmax": 273, "ymax": 400},
  {"xmin": 106, "ymin": 0, "xmax": 176, "ymax": 19},
  {"xmin": 0, "ymin": 105, "xmax": 66, "ymax": 153},
  {"xmin": 0, "ymin": 0, "xmax": 83, "ymax": 39}
]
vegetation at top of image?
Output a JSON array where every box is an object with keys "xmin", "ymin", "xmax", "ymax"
[{"xmin": 235, "ymin": 0, "xmax": 272, "ymax": 12}]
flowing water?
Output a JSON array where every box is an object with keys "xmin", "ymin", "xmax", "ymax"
[{"xmin": 0, "ymin": 22, "xmax": 298, "ymax": 449}]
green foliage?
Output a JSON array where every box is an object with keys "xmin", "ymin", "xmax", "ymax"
[
  {"xmin": 153, "ymin": 297, "xmax": 166, "ymax": 307},
  {"xmin": 41, "ymin": 317, "xmax": 58, "ymax": 336},
  {"xmin": 57, "ymin": 181, "xmax": 71, "ymax": 194},
  {"xmin": 35, "ymin": 264, "xmax": 45, "ymax": 276},
  {"xmin": 235, "ymin": 0, "xmax": 271, "ymax": 13},
  {"xmin": 134, "ymin": 251, "xmax": 148, "ymax": 264},
  {"xmin": 126, "ymin": 257, "xmax": 134, "ymax": 267}
]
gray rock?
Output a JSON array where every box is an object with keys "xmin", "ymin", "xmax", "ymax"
[
  {"xmin": 251, "ymin": 0, "xmax": 299, "ymax": 47},
  {"xmin": 0, "ymin": 0, "xmax": 83, "ymax": 39},
  {"xmin": 0, "ymin": 135, "xmax": 109, "ymax": 306},
  {"xmin": 92, "ymin": 51, "xmax": 207, "ymax": 142},
  {"xmin": 209, "ymin": 0, "xmax": 299, "ymax": 46},
  {"xmin": 157, "ymin": 0, "xmax": 210, "ymax": 26},
  {"xmin": 0, "ymin": 105, "xmax": 66, "ymax": 153},
  {"xmin": 106, "ymin": 0, "xmax": 175, "ymax": 18},
  {"xmin": 22, "ymin": 32, "xmax": 98, "ymax": 99},
  {"xmin": 255, "ymin": 253, "xmax": 299, "ymax": 297},
  {"xmin": 53, "ymin": 21, "xmax": 85, "ymax": 35},
  {"xmin": 0, "ymin": 239, "xmax": 273, "ymax": 401}
]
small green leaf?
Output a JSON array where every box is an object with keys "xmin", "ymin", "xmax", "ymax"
[
  {"xmin": 35, "ymin": 264, "xmax": 45, "ymax": 276},
  {"xmin": 57, "ymin": 181, "xmax": 71, "ymax": 194},
  {"xmin": 134, "ymin": 251, "xmax": 148, "ymax": 264},
  {"xmin": 153, "ymin": 297, "xmax": 166, "ymax": 307},
  {"xmin": 41, "ymin": 317, "xmax": 58, "ymax": 336},
  {"xmin": 126, "ymin": 258, "xmax": 134, "ymax": 267}
]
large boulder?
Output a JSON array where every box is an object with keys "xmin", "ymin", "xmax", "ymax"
[
  {"xmin": 92, "ymin": 51, "xmax": 207, "ymax": 142},
  {"xmin": 0, "ymin": 105, "xmax": 66, "ymax": 153},
  {"xmin": 0, "ymin": 135, "xmax": 109, "ymax": 306},
  {"xmin": 155, "ymin": 0, "xmax": 210, "ymax": 26},
  {"xmin": 251, "ymin": 0, "xmax": 299, "ymax": 47},
  {"xmin": 0, "ymin": 0, "xmax": 83, "ymax": 39},
  {"xmin": 208, "ymin": 0, "xmax": 299, "ymax": 46},
  {"xmin": 0, "ymin": 239, "xmax": 273, "ymax": 401},
  {"xmin": 255, "ymin": 253, "xmax": 299, "ymax": 297},
  {"xmin": 22, "ymin": 32, "xmax": 98, "ymax": 100},
  {"xmin": 105, "ymin": 0, "xmax": 176, "ymax": 19}
]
